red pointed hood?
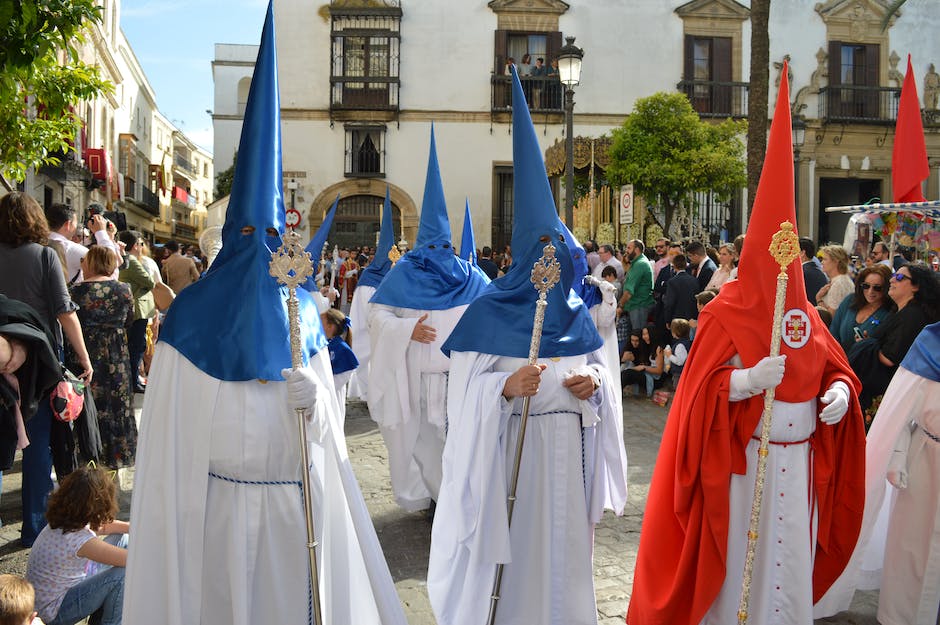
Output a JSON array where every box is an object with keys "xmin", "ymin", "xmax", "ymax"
[
  {"xmin": 708, "ymin": 61, "xmax": 830, "ymax": 401},
  {"xmin": 892, "ymin": 55, "xmax": 929, "ymax": 203}
]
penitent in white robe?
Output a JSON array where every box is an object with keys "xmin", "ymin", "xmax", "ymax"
[
  {"xmin": 702, "ymin": 355, "xmax": 822, "ymax": 625},
  {"xmin": 123, "ymin": 344, "xmax": 407, "ymax": 625},
  {"xmin": 368, "ymin": 303, "xmax": 467, "ymax": 511},
  {"xmin": 814, "ymin": 369, "xmax": 938, "ymax": 622},
  {"xmin": 878, "ymin": 370, "xmax": 940, "ymax": 625},
  {"xmin": 428, "ymin": 351, "xmax": 628, "ymax": 625},
  {"xmin": 346, "ymin": 283, "xmax": 375, "ymax": 401}
]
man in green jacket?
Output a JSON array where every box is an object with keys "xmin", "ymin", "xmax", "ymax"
[{"xmin": 118, "ymin": 230, "xmax": 155, "ymax": 393}]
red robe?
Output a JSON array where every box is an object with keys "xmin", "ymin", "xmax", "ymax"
[{"xmin": 626, "ymin": 292, "xmax": 866, "ymax": 625}]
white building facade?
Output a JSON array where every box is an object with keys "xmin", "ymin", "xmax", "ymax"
[{"xmin": 212, "ymin": 0, "xmax": 940, "ymax": 250}]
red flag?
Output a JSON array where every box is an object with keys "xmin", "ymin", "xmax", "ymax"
[{"xmin": 892, "ymin": 55, "xmax": 928, "ymax": 202}]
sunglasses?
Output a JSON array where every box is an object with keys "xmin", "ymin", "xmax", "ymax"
[
  {"xmin": 891, "ymin": 272, "xmax": 911, "ymax": 282},
  {"xmin": 860, "ymin": 283, "xmax": 883, "ymax": 292}
]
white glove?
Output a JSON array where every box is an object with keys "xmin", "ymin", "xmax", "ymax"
[
  {"xmin": 818, "ymin": 382, "xmax": 850, "ymax": 425},
  {"xmin": 282, "ymin": 367, "xmax": 319, "ymax": 412},
  {"xmin": 746, "ymin": 355, "xmax": 786, "ymax": 391},
  {"xmin": 886, "ymin": 450, "xmax": 908, "ymax": 489}
]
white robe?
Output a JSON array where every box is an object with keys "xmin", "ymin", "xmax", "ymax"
[
  {"xmin": 428, "ymin": 351, "xmax": 628, "ymax": 625},
  {"xmin": 814, "ymin": 368, "xmax": 938, "ymax": 622},
  {"xmin": 879, "ymin": 371, "xmax": 940, "ymax": 625},
  {"xmin": 123, "ymin": 344, "xmax": 407, "ymax": 625},
  {"xmin": 367, "ymin": 303, "xmax": 467, "ymax": 511},
  {"xmin": 346, "ymin": 283, "xmax": 375, "ymax": 401},
  {"xmin": 703, "ymin": 357, "xmax": 821, "ymax": 625}
]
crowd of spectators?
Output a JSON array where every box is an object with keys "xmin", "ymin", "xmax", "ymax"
[{"xmin": 583, "ymin": 232, "xmax": 940, "ymax": 414}]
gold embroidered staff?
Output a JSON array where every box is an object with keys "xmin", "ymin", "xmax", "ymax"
[
  {"xmin": 486, "ymin": 242, "xmax": 561, "ymax": 625},
  {"xmin": 269, "ymin": 228, "xmax": 323, "ymax": 625},
  {"xmin": 737, "ymin": 221, "xmax": 800, "ymax": 625}
]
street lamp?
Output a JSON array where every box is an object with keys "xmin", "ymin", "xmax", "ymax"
[
  {"xmin": 557, "ymin": 36, "xmax": 584, "ymax": 227},
  {"xmin": 792, "ymin": 116, "xmax": 806, "ymax": 216}
]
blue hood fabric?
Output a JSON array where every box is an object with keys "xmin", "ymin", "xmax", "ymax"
[
  {"xmin": 358, "ymin": 187, "xmax": 396, "ymax": 289},
  {"xmin": 159, "ymin": 1, "xmax": 326, "ymax": 381},
  {"xmin": 301, "ymin": 194, "xmax": 340, "ymax": 292},
  {"xmin": 900, "ymin": 321, "xmax": 940, "ymax": 382},
  {"xmin": 460, "ymin": 199, "xmax": 477, "ymax": 265},
  {"xmin": 370, "ymin": 125, "xmax": 489, "ymax": 310},
  {"xmin": 442, "ymin": 67, "xmax": 601, "ymax": 358}
]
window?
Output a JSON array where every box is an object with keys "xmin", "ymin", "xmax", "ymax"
[
  {"xmin": 344, "ymin": 125, "xmax": 385, "ymax": 177},
  {"xmin": 682, "ymin": 36, "xmax": 732, "ymax": 115},
  {"xmin": 827, "ymin": 42, "xmax": 880, "ymax": 120},
  {"xmin": 330, "ymin": 3, "xmax": 401, "ymax": 112},
  {"xmin": 492, "ymin": 166, "xmax": 514, "ymax": 253},
  {"xmin": 332, "ymin": 194, "xmax": 401, "ymax": 250}
]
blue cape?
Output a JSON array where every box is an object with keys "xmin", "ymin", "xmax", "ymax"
[
  {"xmin": 159, "ymin": 2, "xmax": 326, "ymax": 381},
  {"xmin": 370, "ymin": 125, "xmax": 489, "ymax": 310},
  {"xmin": 358, "ymin": 187, "xmax": 395, "ymax": 289},
  {"xmin": 900, "ymin": 320, "xmax": 940, "ymax": 382},
  {"xmin": 327, "ymin": 336, "xmax": 359, "ymax": 376},
  {"xmin": 442, "ymin": 67, "xmax": 601, "ymax": 358}
]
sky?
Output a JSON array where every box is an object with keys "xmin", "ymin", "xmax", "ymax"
[{"xmin": 121, "ymin": 0, "xmax": 268, "ymax": 154}]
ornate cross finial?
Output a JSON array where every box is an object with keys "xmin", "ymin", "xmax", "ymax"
[
  {"xmin": 769, "ymin": 221, "xmax": 800, "ymax": 277},
  {"xmin": 269, "ymin": 229, "xmax": 314, "ymax": 290},
  {"xmin": 530, "ymin": 242, "xmax": 561, "ymax": 298},
  {"xmin": 388, "ymin": 245, "xmax": 401, "ymax": 266}
]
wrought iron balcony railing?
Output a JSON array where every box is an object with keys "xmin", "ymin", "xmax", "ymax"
[
  {"xmin": 491, "ymin": 75, "xmax": 565, "ymax": 114},
  {"xmin": 676, "ymin": 80, "xmax": 749, "ymax": 119},
  {"xmin": 818, "ymin": 85, "xmax": 902, "ymax": 124}
]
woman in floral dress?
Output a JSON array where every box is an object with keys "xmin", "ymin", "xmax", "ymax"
[{"xmin": 70, "ymin": 246, "xmax": 136, "ymax": 467}]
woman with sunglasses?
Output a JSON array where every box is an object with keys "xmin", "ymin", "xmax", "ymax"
[
  {"xmin": 848, "ymin": 263, "xmax": 940, "ymax": 419},
  {"xmin": 830, "ymin": 264, "xmax": 894, "ymax": 352}
]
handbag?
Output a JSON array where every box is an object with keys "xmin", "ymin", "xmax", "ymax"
[
  {"xmin": 152, "ymin": 281, "xmax": 176, "ymax": 312},
  {"xmin": 50, "ymin": 368, "xmax": 85, "ymax": 423}
]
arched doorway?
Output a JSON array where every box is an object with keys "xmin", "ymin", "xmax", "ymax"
[{"xmin": 308, "ymin": 180, "xmax": 418, "ymax": 250}]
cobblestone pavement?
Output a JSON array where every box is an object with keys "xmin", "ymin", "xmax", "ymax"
[{"xmin": 0, "ymin": 394, "xmax": 879, "ymax": 624}]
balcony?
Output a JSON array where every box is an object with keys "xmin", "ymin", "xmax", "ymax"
[
  {"xmin": 676, "ymin": 80, "xmax": 749, "ymax": 119},
  {"xmin": 173, "ymin": 153, "xmax": 196, "ymax": 178},
  {"xmin": 818, "ymin": 85, "xmax": 901, "ymax": 124},
  {"xmin": 173, "ymin": 221, "xmax": 197, "ymax": 240},
  {"xmin": 330, "ymin": 77, "xmax": 400, "ymax": 114},
  {"xmin": 491, "ymin": 75, "xmax": 564, "ymax": 115},
  {"xmin": 171, "ymin": 186, "xmax": 195, "ymax": 212}
]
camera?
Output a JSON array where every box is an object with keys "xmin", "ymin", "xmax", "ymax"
[{"xmin": 84, "ymin": 203, "xmax": 127, "ymax": 232}]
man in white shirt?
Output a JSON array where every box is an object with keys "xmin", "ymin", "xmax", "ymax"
[
  {"xmin": 591, "ymin": 244, "xmax": 624, "ymax": 281},
  {"xmin": 45, "ymin": 203, "xmax": 118, "ymax": 285},
  {"xmin": 870, "ymin": 241, "xmax": 893, "ymax": 268}
]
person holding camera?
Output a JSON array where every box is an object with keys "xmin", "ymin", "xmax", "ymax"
[{"xmin": 45, "ymin": 203, "xmax": 120, "ymax": 286}]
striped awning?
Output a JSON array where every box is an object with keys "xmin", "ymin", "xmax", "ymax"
[{"xmin": 825, "ymin": 200, "xmax": 940, "ymax": 218}]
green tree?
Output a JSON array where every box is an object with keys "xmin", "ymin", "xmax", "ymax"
[
  {"xmin": 0, "ymin": 0, "xmax": 112, "ymax": 182},
  {"xmin": 607, "ymin": 92, "xmax": 746, "ymax": 235},
  {"xmin": 215, "ymin": 151, "xmax": 237, "ymax": 201}
]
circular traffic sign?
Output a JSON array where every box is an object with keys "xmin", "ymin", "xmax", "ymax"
[{"xmin": 285, "ymin": 208, "xmax": 301, "ymax": 228}]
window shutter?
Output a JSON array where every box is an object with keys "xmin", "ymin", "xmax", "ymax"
[
  {"xmin": 683, "ymin": 34, "xmax": 694, "ymax": 80},
  {"xmin": 547, "ymin": 31, "xmax": 562, "ymax": 63},
  {"xmin": 864, "ymin": 43, "xmax": 879, "ymax": 87},
  {"xmin": 828, "ymin": 41, "xmax": 841, "ymax": 85},
  {"xmin": 713, "ymin": 37, "xmax": 732, "ymax": 114},
  {"xmin": 495, "ymin": 29, "xmax": 507, "ymax": 74}
]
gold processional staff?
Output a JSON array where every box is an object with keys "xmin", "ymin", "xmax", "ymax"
[
  {"xmin": 269, "ymin": 228, "xmax": 323, "ymax": 625},
  {"xmin": 737, "ymin": 221, "xmax": 800, "ymax": 625}
]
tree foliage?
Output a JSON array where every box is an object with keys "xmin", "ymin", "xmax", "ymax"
[
  {"xmin": 607, "ymin": 92, "xmax": 746, "ymax": 235},
  {"xmin": 0, "ymin": 0, "xmax": 112, "ymax": 182},
  {"xmin": 215, "ymin": 152, "xmax": 237, "ymax": 201}
]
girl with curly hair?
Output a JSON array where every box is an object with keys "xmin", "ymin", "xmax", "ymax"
[{"xmin": 25, "ymin": 466, "xmax": 128, "ymax": 625}]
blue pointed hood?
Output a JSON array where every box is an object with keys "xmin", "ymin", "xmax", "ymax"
[
  {"xmin": 460, "ymin": 199, "xmax": 477, "ymax": 264},
  {"xmin": 370, "ymin": 126, "xmax": 490, "ymax": 310},
  {"xmin": 158, "ymin": 1, "xmax": 326, "ymax": 381},
  {"xmin": 443, "ymin": 66, "xmax": 601, "ymax": 358},
  {"xmin": 301, "ymin": 194, "xmax": 339, "ymax": 291},
  {"xmin": 561, "ymin": 221, "xmax": 601, "ymax": 310},
  {"xmin": 358, "ymin": 187, "xmax": 395, "ymax": 289}
]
